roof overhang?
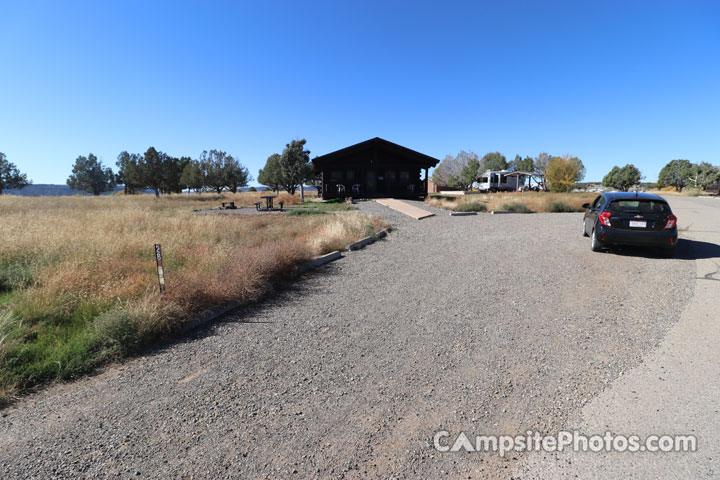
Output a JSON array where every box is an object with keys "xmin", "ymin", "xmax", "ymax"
[{"xmin": 312, "ymin": 137, "xmax": 440, "ymax": 169}]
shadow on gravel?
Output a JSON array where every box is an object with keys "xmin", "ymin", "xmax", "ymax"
[
  {"xmin": 137, "ymin": 262, "xmax": 345, "ymax": 359},
  {"xmin": 606, "ymin": 238, "xmax": 720, "ymax": 260}
]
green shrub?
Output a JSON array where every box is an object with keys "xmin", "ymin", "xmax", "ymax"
[
  {"xmin": 248, "ymin": 186, "xmax": 257, "ymax": 192},
  {"xmin": 499, "ymin": 202, "xmax": 533, "ymax": 213},
  {"xmin": 93, "ymin": 309, "xmax": 139, "ymax": 359},
  {"xmin": 455, "ymin": 201, "xmax": 487, "ymax": 212},
  {"xmin": 548, "ymin": 201, "xmax": 581, "ymax": 212}
]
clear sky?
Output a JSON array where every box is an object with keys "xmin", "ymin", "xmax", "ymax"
[{"xmin": 1, "ymin": 0, "xmax": 718, "ymax": 185}]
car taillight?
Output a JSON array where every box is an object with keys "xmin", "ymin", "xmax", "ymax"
[
  {"xmin": 664, "ymin": 214, "xmax": 677, "ymax": 229},
  {"xmin": 598, "ymin": 211, "xmax": 612, "ymax": 227}
]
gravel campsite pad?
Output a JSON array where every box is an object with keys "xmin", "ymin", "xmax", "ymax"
[{"xmin": 0, "ymin": 200, "xmax": 694, "ymax": 478}]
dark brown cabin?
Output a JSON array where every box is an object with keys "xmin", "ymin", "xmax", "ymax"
[{"xmin": 312, "ymin": 137, "xmax": 439, "ymax": 200}]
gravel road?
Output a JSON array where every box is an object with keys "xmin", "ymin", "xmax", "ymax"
[{"xmin": 0, "ymin": 199, "xmax": 696, "ymax": 478}]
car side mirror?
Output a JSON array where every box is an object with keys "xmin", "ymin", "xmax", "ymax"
[{"xmin": 582, "ymin": 203, "xmax": 591, "ymax": 209}]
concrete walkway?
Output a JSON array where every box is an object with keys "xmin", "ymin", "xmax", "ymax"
[
  {"xmin": 374, "ymin": 198, "xmax": 435, "ymax": 219},
  {"xmin": 518, "ymin": 196, "xmax": 720, "ymax": 479}
]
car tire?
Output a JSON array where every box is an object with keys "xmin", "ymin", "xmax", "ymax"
[
  {"xmin": 591, "ymin": 229, "xmax": 602, "ymax": 252},
  {"xmin": 582, "ymin": 221, "xmax": 589, "ymax": 237}
]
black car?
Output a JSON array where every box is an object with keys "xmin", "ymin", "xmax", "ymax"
[{"xmin": 582, "ymin": 192, "xmax": 678, "ymax": 256}]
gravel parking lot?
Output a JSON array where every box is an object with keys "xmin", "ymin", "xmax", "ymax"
[{"xmin": 0, "ymin": 200, "xmax": 696, "ymax": 478}]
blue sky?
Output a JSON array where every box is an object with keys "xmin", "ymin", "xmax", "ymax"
[{"xmin": 1, "ymin": 0, "xmax": 718, "ymax": 184}]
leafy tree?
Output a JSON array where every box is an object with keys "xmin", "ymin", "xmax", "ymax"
[
  {"xmin": 258, "ymin": 153, "xmax": 283, "ymax": 193},
  {"xmin": 199, "ymin": 149, "xmax": 231, "ymax": 194},
  {"xmin": 602, "ymin": 164, "xmax": 642, "ymax": 191},
  {"xmin": 138, "ymin": 147, "xmax": 169, "ymax": 197},
  {"xmin": 0, "ymin": 152, "xmax": 31, "ymax": 195},
  {"xmin": 432, "ymin": 154, "xmax": 464, "ymax": 188},
  {"xmin": 689, "ymin": 162, "xmax": 720, "ymax": 188},
  {"xmin": 460, "ymin": 157, "xmax": 481, "ymax": 190},
  {"xmin": 480, "ymin": 152, "xmax": 508, "ymax": 172},
  {"xmin": 66, "ymin": 153, "xmax": 116, "ymax": 195},
  {"xmin": 116, "ymin": 151, "xmax": 143, "ymax": 194},
  {"xmin": 534, "ymin": 152, "xmax": 552, "ymax": 190},
  {"xmin": 279, "ymin": 139, "xmax": 311, "ymax": 195},
  {"xmin": 509, "ymin": 154, "xmax": 535, "ymax": 172},
  {"xmin": 180, "ymin": 160, "xmax": 205, "ymax": 192},
  {"xmin": 158, "ymin": 156, "xmax": 185, "ymax": 194},
  {"xmin": 518, "ymin": 156, "xmax": 534, "ymax": 172},
  {"xmin": 657, "ymin": 159, "xmax": 694, "ymax": 192},
  {"xmin": 223, "ymin": 156, "xmax": 252, "ymax": 193},
  {"xmin": 546, "ymin": 155, "xmax": 585, "ymax": 192},
  {"xmin": 432, "ymin": 151, "xmax": 478, "ymax": 189}
]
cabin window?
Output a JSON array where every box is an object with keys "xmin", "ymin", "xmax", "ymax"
[
  {"xmin": 480, "ymin": 177, "xmax": 488, "ymax": 183},
  {"xmin": 330, "ymin": 170, "xmax": 343, "ymax": 181},
  {"xmin": 346, "ymin": 169, "xmax": 355, "ymax": 181},
  {"xmin": 500, "ymin": 175, "xmax": 506, "ymax": 183},
  {"xmin": 399, "ymin": 171, "xmax": 410, "ymax": 181}
]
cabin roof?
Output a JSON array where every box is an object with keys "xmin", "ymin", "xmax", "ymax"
[{"xmin": 312, "ymin": 137, "xmax": 440, "ymax": 169}]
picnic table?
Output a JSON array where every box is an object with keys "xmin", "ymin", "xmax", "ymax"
[
  {"xmin": 254, "ymin": 195, "xmax": 284, "ymax": 212},
  {"xmin": 261, "ymin": 195, "xmax": 276, "ymax": 210}
]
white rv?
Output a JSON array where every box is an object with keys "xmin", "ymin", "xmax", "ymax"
[
  {"xmin": 476, "ymin": 170, "xmax": 544, "ymax": 192},
  {"xmin": 476, "ymin": 170, "xmax": 521, "ymax": 192}
]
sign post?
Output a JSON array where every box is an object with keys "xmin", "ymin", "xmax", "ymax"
[{"xmin": 154, "ymin": 244, "xmax": 166, "ymax": 293}]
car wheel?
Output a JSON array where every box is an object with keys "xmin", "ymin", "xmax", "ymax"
[
  {"xmin": 591, "ymin": 229, "xmax": 602, "ymax": 252},
  {"xmin": 582, "ymin": 220, "xmax": 589, "ymax": 237}
]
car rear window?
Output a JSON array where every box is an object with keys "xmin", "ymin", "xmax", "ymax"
[{"xmin": 608, "ymin": 200, "xmax": 670, "ymax": 214}]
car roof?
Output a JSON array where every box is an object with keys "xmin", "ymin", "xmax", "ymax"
[{"xmin": 601, "ymin": 192, "xmax": 667, "ymax": 202}]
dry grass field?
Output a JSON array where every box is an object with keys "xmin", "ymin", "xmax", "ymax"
[
  {"xmin": 426, "ymin": 191, "xmax": 598, "ymax": 213},
  {"xmin": 0, "ymin": 192, "xmax": 385, "ymax": 403}
]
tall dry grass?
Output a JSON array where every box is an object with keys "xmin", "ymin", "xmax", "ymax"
[
  {"xmin": 0, "ymin": 193, "xmax": 383, "ymax": 402},
  {"xmin": 426, "ymin": 192, "xmax": 598, "ymax": 213}
]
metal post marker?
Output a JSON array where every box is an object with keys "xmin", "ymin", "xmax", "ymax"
[{"xmin": 154, "ymin": 244, "xmax": 166, "ymax": 293}]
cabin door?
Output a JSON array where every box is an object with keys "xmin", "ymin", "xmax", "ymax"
[{"xmin": 365, "ymin": 170, "xmax": 378, "ymax": 196}]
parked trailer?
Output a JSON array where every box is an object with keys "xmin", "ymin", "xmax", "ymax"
[{"xmin": 476, "ymin": 170, "xmax": 543, "ymax": 192}]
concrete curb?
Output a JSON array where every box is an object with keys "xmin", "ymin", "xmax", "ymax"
[
  {"xmin": 449, "ymin": 211, "xmax": 478, "ymax": 216},
  {"xmin": 298, "ymin": 250, "xmax": 342, "ymax": 273},
  {"xmin": 348, "ymin": 227, "xmax": 393, "ymax": 251}
]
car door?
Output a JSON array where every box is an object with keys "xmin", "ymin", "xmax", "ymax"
[{"xmin": 584, "ymin": 195, "xmax": 604, "ymax": 233}]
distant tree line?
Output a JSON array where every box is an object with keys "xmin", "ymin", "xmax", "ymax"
[
  {"xmin": 5, "ymin": 146, "xmax": 719, "ymax": 197},
  {"xmin": 63, "ymin": 147, "xmax": 251, "ymax": 196},
  {"xmin": 600, "ymin": 160, "xmax": 720, "ymax": 192},
  {"xmin": 432, "ymin": 151, "xmax": 584, "ymax": 192}
]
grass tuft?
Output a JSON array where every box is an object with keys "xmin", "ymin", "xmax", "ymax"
[
  {"xmin": 548, "ymin": 200, "xmax": 582, "ymax": 212},
  {"xmin": 499, "ymin": 202, "xmax": 533, "ymax": 213},
  {"xmin": 454, "ymin": 201, "xmax": 487, "ymax": 212},
  {"xmin": 427, "ymin": 192, "xmax": 597, "ymax": 213}
]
